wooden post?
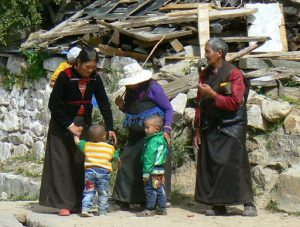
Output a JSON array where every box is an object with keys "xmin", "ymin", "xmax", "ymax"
[{"xmin": 197, "ymin": 5, "xmax": 210, "ymax": 59}]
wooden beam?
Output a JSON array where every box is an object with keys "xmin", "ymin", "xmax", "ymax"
[
  {"xmin": 222, "ymin": 36, "xmax": 270, "ymax": 43},
  {"xmin": 112, "ymin": 7, "xmax": 258, "ymax": 29},
  {"xmin": 160, "ymin": 3, "xmax": 213, "ymax": 11},
  {"xmin": 279, "ymin": 4, "xmax": 289, "ymax": 51},
  {"xmin": 96, "ymin": 44, "xmax": 147, "ymax": 61},
  {"xmin": 167, "ymin": 7, "xmax": 258, "ymax": 19},
  {"xmin": 197, "ymin": 6, "xmax": 210, "ymax": 59},
  {"xmin": 98, "ymin": 20, "xmax": 193, "ymax": 42}
]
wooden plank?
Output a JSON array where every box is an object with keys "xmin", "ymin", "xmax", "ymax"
[
  {"xmin": 96, "ymin": 44, "xmax": 147, "ymax": 61},
  {"xmin": 239, "ymin": 58, "xmax": 300, "ymax": 70},
  {"xmin": 169, "ymin": 39, "xmax": 184, "ymax": 53},
  {"xmin": 245, "ymin": 67, "xmax": 300, "ymax": 79},
  {"xmin": 160, "ymin": 3, "xmax": 213, "ymax": 11},
  {"xmin": 126, "ymin": 0, "xmax": 152, "ymax": 17},
  {"xmin": 167, "ymin": 7, "xmax": 258, "ymax": 19},
  {"xmin": 241, "ymin": 52, "xmax": 300, "ymax": 61},
  {"xmin": 112, "ymin": 7, "xmax": 258, "ymax": 29},
  {"xmin": 197, "ymin": 6, "xmax": 210, "ymax": 59},
  {"xmin": 98, "ymin": 20, "xmax": 193, "ymax": 42},
  {"xmin": 279, "ymin": 4, "xmax": 289, "ymax": 51},
  {"xmin": 221, "ymin": 36, "xmax": 270, "ymax": 43}
]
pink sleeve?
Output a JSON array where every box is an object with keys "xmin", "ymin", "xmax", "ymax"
[{"xmin": 214, "ymin": 68, "xmax": 245, "ymax": 112}]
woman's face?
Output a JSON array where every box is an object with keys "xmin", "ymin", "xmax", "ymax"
[
  {"xmin": 77, "ymin": 60, "xmax": 97, "ymax": 78},
  {"xmin": 204, "ymin": 43, "xmax": 222, "ymax": 66}
]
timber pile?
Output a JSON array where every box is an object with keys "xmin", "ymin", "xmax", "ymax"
[{"xmin": 20, "ymin": 0, "xmax": 300, "ymax": 101}]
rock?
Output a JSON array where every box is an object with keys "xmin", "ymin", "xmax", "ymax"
[
  {"xmin": 261, "ymin": 100, "xmax": 292, "ymax": 122},
  {"xmin": 8, "ymin": 132, "xmax": 23, "ymax": 145},
  {"xmin": 31, "ymin": 121, "xmax": 44, "ymax": 137},
  {"xmin": 35, "ymin": 111, "xmax": 50, "ymax": 126},
  {"xmin": 0, "ymin": 142, "xmax": 13, "ymax": 162},
  {"xmin": 265, "ymin": 127, "xmax": 300, "ymax": 165},
  {"xmin": 20, "ymin": 118, "xmax": 32, "ymax": 131},
  {"xmin": 251, "ymin": 166, "xmax": 279, "ymax": 192},
  {"xmin": 0, "ymin": 88, "xmax": 10, "ymax": 106},
  {"xmin": 33, "ymin": 141, "xmax": 45, "ymax": 160},
  {"xmin": 246, "ymin": 139, "xmax": 258, "ymax": 152},
  {"xmin": 184, "ymin": 108, "xmax": 195, "ymax": 124},
  {"xmin": 160, "ymin": 61, "xmax": 191, "ymax": 77},
  {"xmin": 1, "ymin": 191, "xmax": 8, "ymax": 200},
  {"xmin": 249, "ymin": 149, "xmax": 268, "ymax": 165},
  {"xmin": 283, "ymin": 7, "xmax": 298, "ymax": 15},
  {"xmin": 6, "ymin": 55, "xmax": 26, "ymax": 74},
  {"xmin": 0, "ymin": 112, "xmax": 20, "ymax": 132},
  {"xmin": 272, "ymin": 165, "xmax": 300, "ymax": 213},
  {"xmin": 13, "ymin": 144, "xmax": 29, "ymax": 157},
  {"xmin": 21, "ymin": 133, "xmax": 34, "ymax": 147},
  {"xmin": 98, "ymin": 57, "xmax": 111, "ymax": 69},
  {"xmin": 110, "ymin": 56, "xmax": 137, "ymax": 71},
  {"xmin": 0, "ymin": 130, "xmax": 8, "ymax": 142},
  {"xmin": 247, "ymin": 104, "xmax": 268, "ymax": 131},
  {"xmin": 0, "ymin": 173, "xmax": 40, "ymax": 200},
  {"xmin": 34, "ymin": 78, "xmax": 48, "ymax": 91},
  {"xmin": 0, "ymin": 213, "xmax": 23, "ymax": 227},
  {"xmin": 247, "ymin": 93, "xmax": 265, "ymax": 105},
  {"xmin": 284, "ymin": 108, "xmax": 300, "ymax": 135},
  {"xmin": 187, "ymin": 89, "xmax": 198, "ymax": 100},
  {"xmin": 171, "ymin": 93, "xmax": 188, "ymax": 126},
  {"xmin": 184, "ymin": 45, "xmax": 200, "ymax": 57},
  {"xmin": 43, "ymin": 57, "xmax": 66, "ymax": 72}
]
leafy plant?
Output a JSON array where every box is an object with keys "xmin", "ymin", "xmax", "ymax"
[
  {"xmin": 171, "ymin": 138, "xmax": 193, "ymax": 168},
  {"xmin": 0, "ymin": 0, "xmax": 43, "ymax": 45}
]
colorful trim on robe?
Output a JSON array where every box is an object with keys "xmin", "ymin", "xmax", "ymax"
[{"xmin": 123, "ymin": 107, "xmax": 165, "ymax": 128}]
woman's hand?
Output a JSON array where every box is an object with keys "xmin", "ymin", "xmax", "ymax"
[
  {"xmin": 115, "ymin": 95, "xmax": 125, "ymax": 111},
  {"xmin": 69, "ymin": 125, "xmax": 83, "ymax": 137},
  {"xmin": 198, "ymin": 83, "xmax": 217, "ymax": 97},
  {"xmin": 108, "ymin": 131, "xmax": 117, "ymax": 145},
  {"xmin": 164, "ymin": 132, "xmax": 171, "ymax": 146},
  {"xmin": 193, "ymin": 128, "xmax": 201, "ymax": 150}
]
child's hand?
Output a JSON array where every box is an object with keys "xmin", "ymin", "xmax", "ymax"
[
  {"xmin": 74, "ymin": 135, "xmax": 80, "ymax": 145},
  {"xmin": 143, "ymin": 177, "xmax": 149, "ymax": 184},
  {"xmin": 115, "ymin": 95, "xmax": 125, "ymax": 110}
]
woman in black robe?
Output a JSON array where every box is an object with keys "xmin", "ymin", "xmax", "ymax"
[
  {"xmin": 193, "ymin": 38, "xmax": 257, "ymax": 216},
  {"xmin": 39, "ymin": 47, "xmax": 117, "ymax": 216}
]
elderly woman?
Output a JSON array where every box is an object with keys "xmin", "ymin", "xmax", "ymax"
[
  {"xmin": 193, "ymin": 38, "xmax": 257, "ymax": 216},
  {"xmin": 112, "ymin": 63, "xmax": 173, "ymax": 209},
  {"xmin": 39, "ymin": 46, "xmax": 117, "ymax": 216}
]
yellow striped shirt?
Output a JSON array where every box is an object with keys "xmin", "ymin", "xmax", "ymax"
[{"xmin": 79, "ymin": 141, "xmax": 116, "ymax": 172}]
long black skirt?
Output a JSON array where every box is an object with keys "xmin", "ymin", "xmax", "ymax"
[
  {"xmin": 195, "ymin": 127, "xmax": 254, "ymax": 205},
  {"xmin": 39, "ymin": 117, "xmax": 85, "ymax": 210},
  {"xmin": 112, "ymin": 125, "xmax": 172, "ymax": 203}
]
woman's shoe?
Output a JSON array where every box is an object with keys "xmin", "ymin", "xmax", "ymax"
[
  {"xmin": 205, "ymin": 206, "xmax": 227, "ymax": 216},
  {"xmin": 243, "ymin": 205, "xmax": 258, "ymax": 217},
  {"xmin": 58, "ymin": 209, "xmax": 71, "ymax": 216}
]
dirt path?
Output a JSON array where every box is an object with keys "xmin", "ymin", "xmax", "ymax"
[{"xmin": 0, "ymin": 201, "xmax": 300, "ymax": 227}]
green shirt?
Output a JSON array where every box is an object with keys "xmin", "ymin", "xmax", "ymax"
[{"xmin": 141, "ymin": 132, "xmax": 168, "ymax": 178}]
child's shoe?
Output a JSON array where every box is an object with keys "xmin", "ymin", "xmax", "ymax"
[
  {"xmin": 81, "ymin": 211, "xmax": 94, "ymax": 217},
  {"xmin": 156, "ymin": 208, "xmax": 167, "ymax": 215},
  {"xmin": 136, "ymin": 209, "xmax": 155, "ymax": 217}
]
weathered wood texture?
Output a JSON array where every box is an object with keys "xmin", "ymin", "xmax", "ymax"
[{"xmin": 239, "ymin": 58, "xmax": 300, "ymax": 70}]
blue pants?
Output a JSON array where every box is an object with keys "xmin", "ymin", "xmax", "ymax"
[
  {"xmin": 82, "ymin": 167, "xmax": 110, "ymax": 215},
  {"xmin": 145, "ymin": 175, "xmax": 167, "ymax": 211}
]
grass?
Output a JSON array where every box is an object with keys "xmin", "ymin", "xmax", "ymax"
[
  {"xmin": 8, "ymin": 193, "xmax": 38, "ymax": 202},
  {"xmin": 170, "ymin": 186, "xmax": 193, "ymax": 205},
  {"xmin": 266, "ymin": 199, "xmax": 300, "ymax": 216}
]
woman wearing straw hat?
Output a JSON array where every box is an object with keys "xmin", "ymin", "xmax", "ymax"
[{"xmin": 112, "ymin": 63, "xmax": 173, "ymax": 209}]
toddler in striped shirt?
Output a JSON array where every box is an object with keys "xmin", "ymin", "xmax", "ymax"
[{"xmin": 74, "ymin": 124, "xmax": 119, "ymax": 217}]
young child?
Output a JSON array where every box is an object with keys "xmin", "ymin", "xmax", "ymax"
[
  {"xmin": 74, "ymin": 124, "xmax": 119, "ymax": 217},
  {"xmin": 137, "ymin": 115, "xmax": 168, "ymax": 217},
  {"xmin": 50, "ymin": 46, "xmax": 81, "ymax": 87}
]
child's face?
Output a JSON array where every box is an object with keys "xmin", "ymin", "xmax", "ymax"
[{"xmin": 144, "ymin": 120, "xmax": 160, "ymax": 136}]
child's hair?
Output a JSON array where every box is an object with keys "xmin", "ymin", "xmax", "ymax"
[
  {"xmin": 145, "ymin": 115, "xmax": 164, "ymax": 131},
  {"xmin": 88, "ymin": 124, "xmax": 106, "ymax": 142}
]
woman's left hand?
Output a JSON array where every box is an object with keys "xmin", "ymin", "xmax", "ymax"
[
  {"xmin": 164, "ymin": 132, "xmax": 171, "ymax": 146},
  {"xmin": 108, "ymin": 131, "xmax": 117, "ymax": 145}
]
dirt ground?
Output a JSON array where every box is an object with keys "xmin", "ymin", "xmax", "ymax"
[{"xmin": 0, "ymin": 199, "xmax": 300, "ymax": 227}]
